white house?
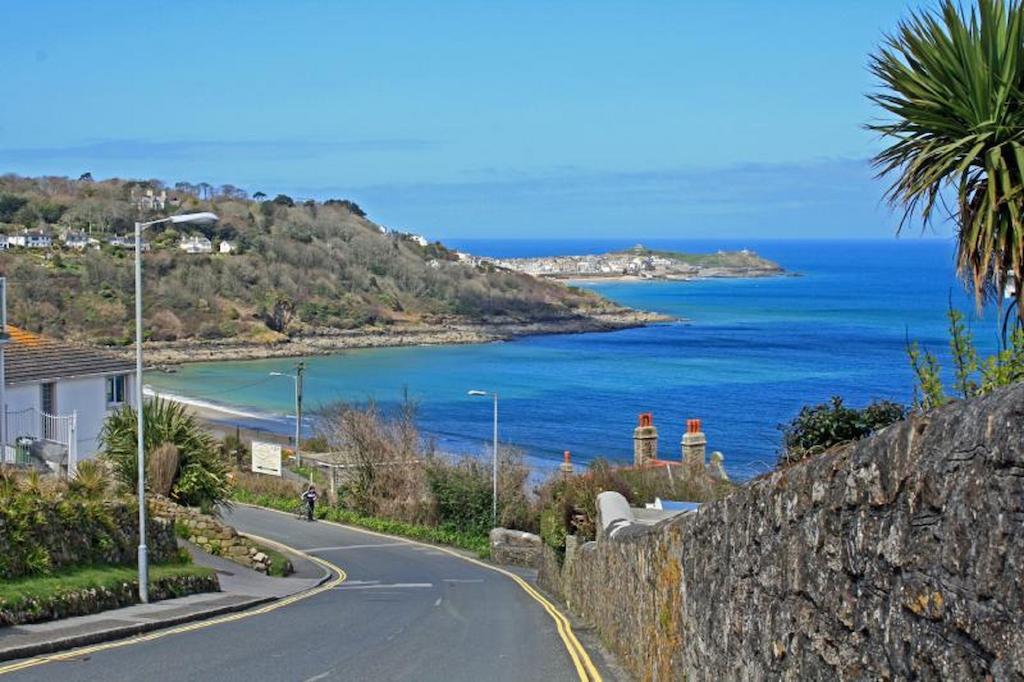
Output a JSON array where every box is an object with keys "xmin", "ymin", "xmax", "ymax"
[
  {"xmin": 109, "ymin": 235, "xmax": 150, "ymax": 251},
  {"xmin": 132, "ymin": 187, "xmax": 167, "ymax": 211},
  {"xmin": 218, "ymin": 240, "xmax": 235, "ymax": 254},
  {"xmin": 62, "ymin": 231, "xmax": 89, "ymax": 250},
  {"xmin": 0, "ymin": 235, "xmax": 8, "ymax": 251},
  {"xmin": 9, "ymin": 230, "xmax": 52, "ymax": 249},
  {"xmin": 179, "ymin": 235, "xmax": 213, "ymax": 254},
  {"xmin": 1, "ymin": 326, "xmax": 137, "ymax": 468}
]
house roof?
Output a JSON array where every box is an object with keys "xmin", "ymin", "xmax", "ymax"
[{"xmin": 3, "ymin": 326, "xmax": 136, "ymax": 385}]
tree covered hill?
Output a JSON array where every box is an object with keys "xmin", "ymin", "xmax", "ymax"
[{"xmin": 0, "ymin": 174, "xmax": 622, "ymax": 346}]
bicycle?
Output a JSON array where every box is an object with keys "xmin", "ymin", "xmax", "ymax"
[{"xmin": 293, "ymin": 500, "xmax": 310, "ymax": 521}]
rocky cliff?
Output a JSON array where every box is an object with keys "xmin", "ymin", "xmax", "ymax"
[{"xmin": 540, "ymin": 383, "xmax": 1024, "ymax": 680}]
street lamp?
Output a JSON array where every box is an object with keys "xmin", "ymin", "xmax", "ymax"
[
  {"xmin": 468, "ymin": 389, "xmax": 498, "ymax": 526},
  {"xmin": 270, "ymin": 361, "xmax": 305, "ymax": 470},
  {"xmin": 134, "ymin": 211, "xmax": 217, "ymax": 603}
]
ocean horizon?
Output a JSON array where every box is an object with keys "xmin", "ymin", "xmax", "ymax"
[{"xmin": 146, "ymin": 237, "xmax": 1003, "ymax": 481}]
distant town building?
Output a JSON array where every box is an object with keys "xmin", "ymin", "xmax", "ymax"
[
  {"xmin": 9, "ymin": 230, "xmax": 52, "ymax": 249},
  {"xmin": 179, "ymin": 235, "xmax": 213, "ymax": 254},
  {"xmin": 0, "ymin": 235, "xmax": 8, "ymax": 251},
  {"xmin": 108, "ymin": 235, "xmax": 150, "ymax": 251},
  {"xmin": 62, "ymin": 232, "xmax": 89, "ymax": 250},
  {"xmin": 409, "ymin": 234, "xmax": 429, "ymax": 247},
  {"xmin": 218, "ymin": 241, "xmax": 235, "ymax": 254},
  {"xmin": 132, "ymin": 188, "xmax": 167, "ymax": 211}
]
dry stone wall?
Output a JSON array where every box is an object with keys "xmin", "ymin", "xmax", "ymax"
[
  {"xmin": 540, "ymin": 384, "xmax": 1024, "ymax": 681},
  {"xmin": 0, "ymin": 498, "xmax": 178, "ymax": 579},
  {"xmin": 150, "ymin": 497, "xmax": 277, "ymax": 574}
]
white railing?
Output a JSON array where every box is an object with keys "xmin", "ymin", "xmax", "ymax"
[{"xmin": 2, "ymin": 407, "xmax": 78, "ymax": 476}]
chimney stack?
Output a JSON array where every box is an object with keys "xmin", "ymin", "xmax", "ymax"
[
  {"xmin": 682, "ymin": 419, "xmax": 707, "ymax": 472},
  {"xmin": 633, "ymin": 412, "xmax": 658, "ymax": 465}
]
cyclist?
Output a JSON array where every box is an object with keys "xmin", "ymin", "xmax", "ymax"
[{"xmin": 301, "ymin": 484, "xmax": 319, "ymax": 522}]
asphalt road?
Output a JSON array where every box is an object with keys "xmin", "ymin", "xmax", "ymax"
[{"xmin": 2, "ymin": 505, "xmax": 610, "ymax": 682}]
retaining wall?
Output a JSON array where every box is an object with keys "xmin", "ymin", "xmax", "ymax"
[
  {"xmin": 150, "ymin": 497, "xmax": 276, "ymax": 574},
  {"xmin": 540, "ymin": 384, "xmax": 1024, "ymax": 680}
]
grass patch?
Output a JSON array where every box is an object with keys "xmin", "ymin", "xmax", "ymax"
[
  {"xmin": 232, "ymin": 489, "xmax": 490, "ymax": 558},
  {"xmin": 0, "ymin": 562, "xmax": 217, "ymax": 626},
  {"xmin": 254, "ymin": 544, "xmax": 293, "ymax": 577},
  {"xmin": 286, "ymin": 462, "xmax": 328, "ymax": 487}
]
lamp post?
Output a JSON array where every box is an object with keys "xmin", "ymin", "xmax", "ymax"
[
  {"xmin": 468, "ymin": 389, "xmax": 498, "ymax": 526},
  {"xmin": 270, "ymin": 361, "xmax": 305, "ymax": 470},
  {"xmin": 134, "ymin": 211, "xmax": 217, "ymax": 603}
]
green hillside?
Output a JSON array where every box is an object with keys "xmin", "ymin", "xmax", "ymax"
[{"xmin": 0, "ymin": 174, "xmax": 621, "ymax": 345}]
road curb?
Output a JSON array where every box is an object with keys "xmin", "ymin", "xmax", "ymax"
[
  {"xmin": 0, "ymin": 594, "xmax": 275, "ymax": 663},
  {"xmin": 239, "ymin": 531, "xmax": 333, "ymax": 587},
  {"xmin": 0, "ymin": 539, "xmax": 335, "ymax": 665}
]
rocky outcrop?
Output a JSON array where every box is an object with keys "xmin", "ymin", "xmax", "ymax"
[
  {"xmin": 149, "ymin": 497, "xmax": 285, "ymax": 575},
  {"xmin": 540, "ymin": 384, "xmax": 1024, "ymax": 680}
]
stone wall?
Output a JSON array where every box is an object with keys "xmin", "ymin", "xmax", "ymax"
[
  {"xmin": 149, "ymin": 497, "xmax": 278, "ymax": 574},
  {"xmin": 540, "ymin": 384, "xmax": 1024, "ymax": 680},
  {"xmin": 0, "ymin": 571, "xmax": 220, "ymax": 626},
  {"xmin": 0, "ymin": 498, "xmax": 178, "ymax": 579}
]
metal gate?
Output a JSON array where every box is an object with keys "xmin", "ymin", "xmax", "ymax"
[{"xmin": 2, "ymin": 407, "xmax": 78, "ymax": 476}]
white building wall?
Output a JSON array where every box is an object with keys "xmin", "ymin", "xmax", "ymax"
[{"xmin": 4, "ymin": 372, "xmax": 135, "ymax": 459}]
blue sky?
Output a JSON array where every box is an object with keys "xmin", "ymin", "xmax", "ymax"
[{"xmin": 0, "ymin": 1, "xmax": 951, "ymax": 240}]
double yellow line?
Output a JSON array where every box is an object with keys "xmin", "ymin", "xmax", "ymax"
[
  {"xmin": 250, "ymin": 505, "xmax": 603, "ymax": 682},
  {"xmin": 0, "ymin": 542, "xmax": 346, "ymax": 677},
  {"xmin": 0, "ymin": 508, "xmax": 602, "ymax": 682}
]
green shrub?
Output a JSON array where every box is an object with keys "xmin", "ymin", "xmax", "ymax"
[
  {"xmin": 909, "ymin": 306, "xmax": 1024, "ymax": 410},
  {"xmin": 426, "ymin": 458, "xmax": 492, "ymax": 536},
  {"xmin": 778, "ymin": 397, "xmax": 906, "ymax": 466},
  {"xmin": 101, "ymin": 397, "xmax": 231, "ymax": 512},
  {"xmin": 0, "ymin": 479, "xmax": 178, "ymax": 580}
]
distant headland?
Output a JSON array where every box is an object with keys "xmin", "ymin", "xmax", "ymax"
[{"xmin": 470, "ymin": 244, "xmax": 785, "ymax": 282}]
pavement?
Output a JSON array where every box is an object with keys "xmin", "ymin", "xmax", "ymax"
[
  {"xmin": 0, "ymin": 504, "xmax": 617, "ymax": 682},
  {"xmin": 0, "ymin": 536, "xmax": 329, "ymax": 664}
]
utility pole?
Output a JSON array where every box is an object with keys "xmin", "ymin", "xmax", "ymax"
[{"xmin": 295, "ymin": 361, "xmax": 305, "ymax": 471}]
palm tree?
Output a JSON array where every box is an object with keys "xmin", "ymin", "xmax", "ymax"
[
  {"xmin": 869, "ymin": 0, "xmax": 1024, "ymax": 326},
  {"xmin": 100, "ymin": 397, "xmax": 230, "ymax": 512}
]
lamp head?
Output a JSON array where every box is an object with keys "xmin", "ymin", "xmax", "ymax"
[
  {"xmin": 169, "ymin": 212, "xmax": 219, "ymax": 226},
  {"xmin": 467, "ymin": 390, "xmax": 488, "ymax": 397}
]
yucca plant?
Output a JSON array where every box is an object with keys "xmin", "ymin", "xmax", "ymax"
[
  {"xmin": 68, "ymin": 459, "xmax": 110, "ymax": 500},
  {"xmin": 869, "ymin": 0, "xmax": 1024, "ymax": 325},
  {"xmin": 100, "ymin": 397, "xmax": 230, "ymax": 512}
]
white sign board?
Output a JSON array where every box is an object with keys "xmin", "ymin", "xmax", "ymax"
[{"xmin": 251, "ymin": 440, "xmax": 282, "ymax": 477}]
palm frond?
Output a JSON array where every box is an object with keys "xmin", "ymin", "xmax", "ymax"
[{"xmin": 869, "ymin": 0, "xmax": 1024, "ymax": 320}]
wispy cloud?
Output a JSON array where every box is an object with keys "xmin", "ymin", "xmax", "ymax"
[
  {"xmin": 0, "ymin": 137, "xmax": 436, "ymax": 162},
  {"xmin": 314, "ymin": 158, "xmax": 918, "ymax": 239}
]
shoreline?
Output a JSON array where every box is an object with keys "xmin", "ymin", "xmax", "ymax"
[
  {"xmin": 122, "ymin": 309, "xmax": 672, "ymax": 366},
  {"xmin": 564, "ymin": 270, "xmax": 792, "ymax": 285}
]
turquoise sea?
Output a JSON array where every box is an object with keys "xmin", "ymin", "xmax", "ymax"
[{"xmin": 146, "ymin": 239, "xmax": 1004, "ymax": 480}]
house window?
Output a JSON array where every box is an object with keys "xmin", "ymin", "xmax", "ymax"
[
  {"xmin": 106, "ymin": 375, "xmax": 127, "ymax": 405},
  {"xmin": 41, "ymin": 382, "xmax": 56, "ymax": 415},
  {"xmin": 41, "ymin": 382, "xmax": 56, "ymax": 440}
]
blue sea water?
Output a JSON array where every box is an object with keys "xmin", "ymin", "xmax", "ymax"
[{"xmin": 145, "ymin": 238, "xmax": 1004, "ymax": 480}]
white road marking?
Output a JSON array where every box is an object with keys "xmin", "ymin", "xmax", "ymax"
[
  {"xmin": 304, "ymin": 671, "xmax": 333, "ymax": 682},
  {"xmin": 442, "ymin": 578, "xmax": 484, "ymax": 584},
  {"xmin": 304, "ymin": 542, "xmax": 408, "ymax": 552},
  {"xmin": 338, "ymin": 580, "xmax": 380, "ymax": 586},
  {"xmin": 434, "ymin": 597, "xmax": 443, "ymax": 606},
  {"xmin": 333, "ymin": 582, "xmax": 434, "ymax": 590}
]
